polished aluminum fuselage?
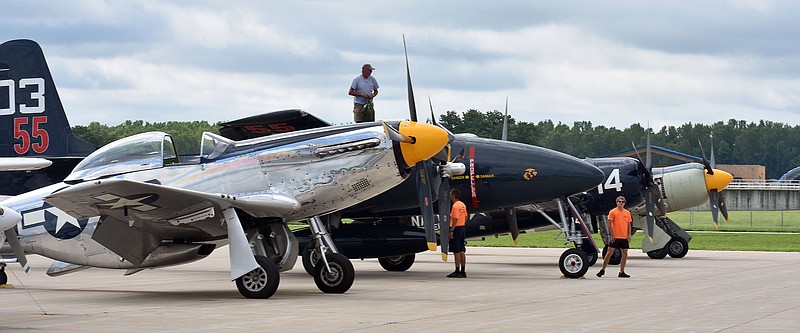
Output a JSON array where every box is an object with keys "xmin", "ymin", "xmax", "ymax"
[{"xmin": 2, "ymin": 124, "xmax": 406, "ymax": 269}]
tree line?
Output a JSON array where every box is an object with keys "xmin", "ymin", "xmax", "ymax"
[{"xmin": 72, "ymin": 110, "xmax": 800, "ymax": 179}]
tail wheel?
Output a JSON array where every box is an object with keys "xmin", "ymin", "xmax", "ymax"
[
  {"xmin": 235, "ymin": 255, "xmax": 280, "ymax": 299},
  {"xmin": 667, "ymin": 238, "xmax": 689, "ymax": 258},
  {"xmin": 314, "ymin": 253, "xmax": 355, "ymax": 294},
  {"xmin": 378, "ymin": 254, "xmax": 415, "ymax": 272},
  {"xmin": 559, "ymin": 248, "xmax": 589, "ymax": 279}
]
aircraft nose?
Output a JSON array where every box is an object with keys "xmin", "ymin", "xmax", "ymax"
[
  {"xmin": 705, "ymin": 168, "xmax": 733, "ymax": 191},
  {"xmin": 0, "ymin": 205, "xmax": 23, "ymax": 231},
  {"xmin": 396, "ymin": 121, "xmax": 449, "ymax": 168},
  {"xmin": 569, "ymin": 159, "xmax": 605, "ymax": 193}
]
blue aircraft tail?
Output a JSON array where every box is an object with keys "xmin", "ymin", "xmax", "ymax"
[{"xmin": 0, "ymin": 39, "xmax": 95, "ymax": 194}]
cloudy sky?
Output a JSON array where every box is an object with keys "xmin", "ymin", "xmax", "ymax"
[{"xmin": 2, "ymin": 0, "xmax": 799, "ymax": 130}]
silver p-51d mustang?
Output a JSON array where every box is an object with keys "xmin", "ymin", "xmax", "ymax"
[{"xmin": 0, "ymin": 38, "xmax": 451, "ymax": 299}]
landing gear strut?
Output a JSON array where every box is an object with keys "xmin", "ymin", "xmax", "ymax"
[
  {"xmin": 308, "ymin": 216, "xmax": 355, "ymax": 294},
  {"xmin": 535, "ymin": 197, "xmax": 599, "ymax": 278}
]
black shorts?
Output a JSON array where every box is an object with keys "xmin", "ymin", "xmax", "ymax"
[
  {"xmin": 609, "ymin": 239, "xmax": 630, "ymax": 249},
  {"xmin": 449, "ymin": 226, "xmax": 466, "ymax": 253}
]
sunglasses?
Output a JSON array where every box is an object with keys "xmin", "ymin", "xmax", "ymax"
[{"xmin": 616, "ymin": 200, "xmax": 626, "ymax": 203}]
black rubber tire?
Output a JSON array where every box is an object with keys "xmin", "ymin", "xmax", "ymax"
[
  {"xmin": 314, "ymin": 253, "xmax": 355, "ymax": 294},
  {"xmin": 667, "ymin": 237, "xmax": 689, "ymax": 258},
  {"xmin": 586, "ymin": 251, "xmax": 599, "ymax": 267},
  {"xmin": 559, "ymin": 248, "xmax": 589, "ymax": 279},
  {"xmin": 301, "ymin": 246, "xmax": 322, "ymax": 276},
  {"xmin": 235, "ymin": 255, "xmax": 280, "ymax": 299},
  {"xmin": 0, "ymin": 266, "xmax": 7, "ymax": 285},
  {"xmin": 647, "ymin": 247, "xmax": 668, "ymax": 259},
  {"xmin": 602, "ymin": 246, "xmax": 621, "ymax": 265},
  {"xmin": 378, "ymin": 254, "xmax": 415, "ymax": 272}
]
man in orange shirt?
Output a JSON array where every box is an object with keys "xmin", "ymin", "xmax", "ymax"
[
  {"xmin": 597, "ymin": 195, "xmax": 633, "ymax": 278},
  {"xmin": 447, "ymin": 189, "xmax": 468, "ymax": 278}
]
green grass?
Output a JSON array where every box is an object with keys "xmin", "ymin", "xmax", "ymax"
[
  {"xmin": 467, "ymin": 229, "xmax": 800, "ymax": 252},
  {"xmin": 668, "ymin": 210, "xmax": 800, "ymax": 232}
]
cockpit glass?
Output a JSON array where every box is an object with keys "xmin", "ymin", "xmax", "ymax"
[{"xmin": 65, "ymin": 132, "xmax": 167, "ymax": 181}]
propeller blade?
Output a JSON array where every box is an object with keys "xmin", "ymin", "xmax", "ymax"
[
  {"xmin": 710, "ymin": 140, "xmax": 717, "ymax": 168},
  {"xmin": 719, "ymin": 191, "xmax": 729, "ymax": 223},
  {"xmin": 697, "ymin": 140, "xmax": 714, "ymax": 175},
  {"xmin": 709, "ymin": 189, "xmax": 720, "ymax": 228},
  {"xmin": 402, "ymin": 34, "xmax": 417, "ymax": 122},
  {"xmin": 438, "ymin": 179, "xmax": 451, "ymax": 261},
  {"xmin": 416, "ymin": 161, "xmax": 437, "ymax": 251},
  {"xmin": 428, "ymin": 96, "xmax": 437, "ymax": 126},
  {"xmin": 382, "ymin": 121, "xmax": 415, "ymax": 143},
  {"xmin": 501, "ymin": 96, "xmax": 509, "ymax": 141},
  {"xmin": 505, "ymin": 207, "xmax": 520, "ymax": 246},
  {"xmin": 644, "ymin": 188, "xmax": 655, "ymax": 242},
  {"xmin": 645, "ymin": 132, "xmax": 652, "ymax": 170},
  {"xmin": 4, "ymin": 229, "xmax": 29, "ymax": 273},
  {"xmin": 452, "ymin": 147, "xmax": 466, "ymax": 163}
]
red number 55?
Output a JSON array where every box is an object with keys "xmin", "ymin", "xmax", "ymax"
[{"xmin": 13, "ymin": 116, "xmax": 49, "ymax": 154}]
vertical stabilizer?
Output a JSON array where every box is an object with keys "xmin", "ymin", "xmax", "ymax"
[{"xmin": 0, "ymin": 39, "xmax": 95, "ymax": 194}]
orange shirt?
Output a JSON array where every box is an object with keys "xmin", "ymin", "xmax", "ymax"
[
  {"xmin": 450, "ymin": 200, "xmax": 467, "ymax": 228},
  {"xmin": 607, "ymin": 207, "xmax": 632, "ymax": 239}
]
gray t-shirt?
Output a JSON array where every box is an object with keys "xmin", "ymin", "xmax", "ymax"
[{"xmin": 351, "ymin": 75, "xmax": 379, "ymax": 104}]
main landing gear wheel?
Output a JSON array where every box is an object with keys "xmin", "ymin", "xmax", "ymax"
[
  {"xmin": 314, "ymin": 253, "xmax": 355, "ymax": 294},
  {"xmin": 585, "ymin": 251, "xmax": 598, "ymax": 267},
  {"xmin": 646, "ymin": 247, "xmax": 668, "ymax": 259},
  {"xmin": 602, "ymin": 246, "xmax": 621, "ymax": 265},
  {"xmin": 559, "ymin": 248, "xmax": 589, "ymax": 279},
  {"xmin": 667, "ymin": 237, "xmax": 689, "ymax": 258},
  {"xmin": 0, "ymin": 264, "xmax": 8, "ymax": 285},
  {"xmin": 378, "ymin": 254, "xmax": 415, "ymax": 272},
  {"xmin": 301, "ymin": 246, "xmax": 322, "ymax": 275},
  {"xmin": 235, "ymin": 255, "xmax": 280, "ymax": 299}
]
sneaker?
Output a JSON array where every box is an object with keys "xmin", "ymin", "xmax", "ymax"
[
  {"xmin": 447, "ymin": 271, "xmax": 461, "ymax": 278},
  {"xmin": 460, "ymin": 271, "xmax": 467, "ymax": 278},
  {"xmin": 596, "ymin": 269, "xmax": 605, "ymax": 277},
  {"xmin": 618, "ymin": 272, "xmax": 630, "ymax": 278}
]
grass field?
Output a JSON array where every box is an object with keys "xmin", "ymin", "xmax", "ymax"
[
  {"xmin": 467, "ymin": 229, "xmax": 800, "ymax": 252},
  {"xmin": 668, "ymin": 210, "xmax": 800, "ymax": 232}
]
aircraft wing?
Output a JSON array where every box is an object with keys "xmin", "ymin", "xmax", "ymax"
[{"xmin": 43, "ymin": 178, "xmax": 299, "ymax": 265}]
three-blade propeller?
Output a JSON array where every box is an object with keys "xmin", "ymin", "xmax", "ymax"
[
  {"xmin": 402, "ymin": 35, "xmax": 461, "ymax": 261},
  {"xmin": 631, "ymin": 132, "xmax": 666, "ymax": 242},
  {"xmin": 698, "ymin": 139, "xmax": 730, "ymax": 228}
]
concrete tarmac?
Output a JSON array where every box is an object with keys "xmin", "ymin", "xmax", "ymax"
[{"xmin": 2, "ymin": 247, "xmax": 799, "ymax": 332}]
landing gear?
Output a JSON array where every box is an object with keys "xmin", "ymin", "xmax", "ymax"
[
  {"xmin": 313, "ymin": 253, "xmax": 354, "ymax": 293},
  {"xmin": 667, "ymin": 237, "xmax": 689, "ymax": 258},
  {"xmin": 301, "ymin": 245, "xmax": 322, "ymax": 275},
  {"xmin": 559, "ymin": 248, "xmax": 589, "ymax": 279},
  {"xmin": 378, "ymin": 254, "xmax": 415, "ymax": 271},
  {"xmin": 646, "ymin": 247, "xmax": 668, "ymax": 259},
  {"xmin": 0, "ymin": 263, "xmax": 7, "ymax": 285},
  {"xmin": 602, "ymin": 246, "xmax": 622, "ymax": 265},
  {"xmin": 235, "ymin": 255, "xmax": 280, "ymax": 299},
  {"xmin": 308, "ymin": 216, "xmax": 355, "ymax": 294}
]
